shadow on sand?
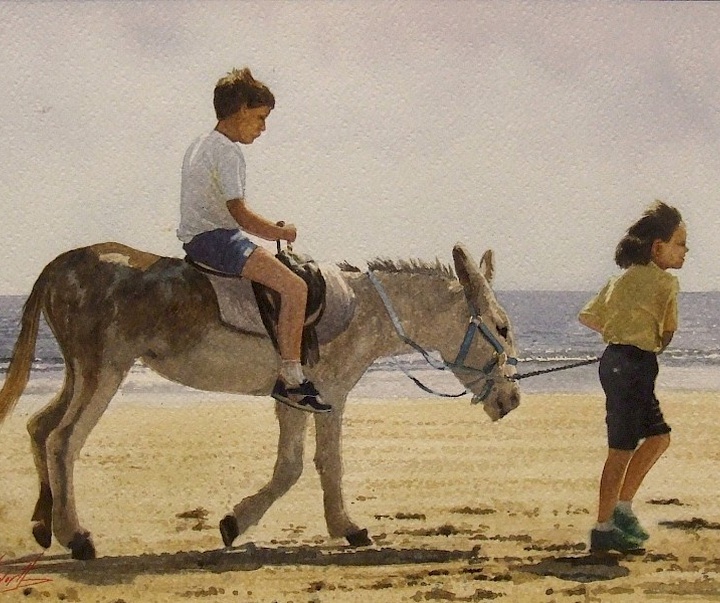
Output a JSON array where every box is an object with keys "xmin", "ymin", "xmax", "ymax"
[
  {"xmin": 3, "ymin": 544, "xmax": 477, "ymax": 586},
  {"xmin": 518, "ymin": 553, "xmax": 631, "ymax": 583}
]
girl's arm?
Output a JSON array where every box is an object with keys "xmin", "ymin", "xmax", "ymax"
[
  {"xmin": 660, "ymin": 282, "xmax": 679, "ymax": 352},
  {"xmin": 578, "ymin": 281, "xmax": 609, "ymax": 336},
  {"xmin": 578, "ymin": 312, "xmax": 604, "ymax": 334}
]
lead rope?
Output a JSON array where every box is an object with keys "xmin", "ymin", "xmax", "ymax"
[
  {"xmin": 367, "ymin": 270, "xmax": 600, "ymax": 395},
  {"xmin": 511, "ymin": 356, "xmax": 600, "ymax": 381}
]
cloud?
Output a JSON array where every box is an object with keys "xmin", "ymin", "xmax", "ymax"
[{"xmin": 1, "ymin": 1, "xmax": 719, "ymax": 292}]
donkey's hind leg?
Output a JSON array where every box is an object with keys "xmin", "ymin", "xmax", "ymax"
[
  {"xmin": 46, "ymin": 359, "xmax": 131, "ymax": 560},
  {"xmin": 220, "ymin": 404, "xmax": 308, "ymax": 547},
  {"xmin": 26, "ymin": 367, "xmax": 76, "ymax": 549}
]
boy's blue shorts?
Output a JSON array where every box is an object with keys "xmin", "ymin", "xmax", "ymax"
[
  {"xmin": 183, "ymin": 228, "xmax": 258, "ymax": 275},
  {"xmin": 599, "ymin": 344, "xmax": 671, "ymax": 451}
]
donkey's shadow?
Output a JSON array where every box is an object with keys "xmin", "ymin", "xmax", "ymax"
[{"xmin": 5, "ymin": 544, "xmax": 474, "ymax": 586}]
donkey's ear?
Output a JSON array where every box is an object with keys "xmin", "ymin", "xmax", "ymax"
[
  {"xmin": 480, "ymin": 249, "xmax": 495, "ymax": 284},
  {"xmin": 452, "ymin": 243, "xmax": 481, "ymax": 301}
]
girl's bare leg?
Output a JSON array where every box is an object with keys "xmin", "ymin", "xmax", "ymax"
[
  {"xmin": 618, "ymin": 433, "xmax": 670, "ymax": 502},
  {"xmin": 597, "ymin": 448, "xmax": 633, "ymax": 523}
]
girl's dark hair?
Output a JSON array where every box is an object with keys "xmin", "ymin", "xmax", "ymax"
[
  {"xmin": 615, "ymin": 201, "xmax": 682, "ymax": 268},
  {"xmin": 213, "ymin": 67, "xmax": 275, "ymax": 120}
]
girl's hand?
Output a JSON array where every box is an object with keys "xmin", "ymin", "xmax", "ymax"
[{"xmin": 660, "ymin": 331, "xmax": 674, "ymax": 351}]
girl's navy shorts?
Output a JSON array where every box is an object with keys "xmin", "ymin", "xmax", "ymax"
[{"xmin": 599, "ymin": 344, "xmax": 671, "ymax": 451}]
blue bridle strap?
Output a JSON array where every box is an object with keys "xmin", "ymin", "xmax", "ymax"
[
  {"xmin": 451, "ymin": 316, "xmax": 518, "ymax": 370},
  {"xmin": 367, "ymin": 270, "xmax": 515, "ymax": 400}
]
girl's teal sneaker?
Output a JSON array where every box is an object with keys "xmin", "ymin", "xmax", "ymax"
[{"xmin": 613, "ymin": 507, "xmax": 650, "ymax": 541}]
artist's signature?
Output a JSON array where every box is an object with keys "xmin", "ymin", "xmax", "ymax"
[{"xmin": 0, "ymin": 554, "xmax": 53, "ymax": 593}]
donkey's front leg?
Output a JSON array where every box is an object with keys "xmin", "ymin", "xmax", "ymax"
[
  {"xmin": 314, "ymin": 401, "xmax": 372, "ymax": 547},
  {"xmin": 220, "ymin": 404, "xmax": 308, "ymax": 547}
]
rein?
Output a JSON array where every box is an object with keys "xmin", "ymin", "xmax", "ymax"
[
  {"xmin": 367, "ymin": 270, "xmax": 600, "ymax": 398},
  {"xmin": 367, "ymin": 270, "xmax": 515, "ymax": 400}
]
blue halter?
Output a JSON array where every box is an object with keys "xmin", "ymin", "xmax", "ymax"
[{"xmin": 367, "ymin": 271, "xmax": 517, "ymax": 401}]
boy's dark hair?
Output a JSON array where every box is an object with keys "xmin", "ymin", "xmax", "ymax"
[
  {"xmin": 214, "ymin": 67, "xmax": 275, "ymax": 120},
  {"xmin": 615, "ymin": 201, "xmax": 683, "ymax": 268}
]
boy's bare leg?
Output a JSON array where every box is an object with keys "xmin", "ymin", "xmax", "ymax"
[
  {"xmin": 597, "ymin": 449, "xmax": 633, "ymax": 523},
  {"xmin": 618, "ymin": 433, "xmax": 670, "ymax": 502},
  {"xmin": 240, "ymin": 246, "xmax": 330, "ymax": 413},
  {"xmin": 241, "ymin": 247, "xmax": 307, "ymax": 362}
]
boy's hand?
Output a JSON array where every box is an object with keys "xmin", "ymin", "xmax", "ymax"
[{"xmin": 280, "ymin": 223, "xmax": 297, "ymax": 243}]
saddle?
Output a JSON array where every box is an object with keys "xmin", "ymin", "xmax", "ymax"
[
  {"xmin": 252, "ymin": 248, "xmax": 326, "ymax": 366},
  {"xmin": 186, "ymin": 250, "xmax": 355, "ymax": 367}
]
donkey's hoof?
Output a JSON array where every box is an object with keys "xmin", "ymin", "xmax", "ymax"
[
  {"xmin": 346, "ymin": 528, "xmax": 372, "ymax": 547},
  {"xmin": 32, "ymin": 522, "xmax": 52, "ymax": 549},
  {"xmin": 219, "ymin": 514, "xmax": 239, "ymax": 547},
  {"xmin": 68, "ymin": 531, "xmax": 96, "ymax": 560}
]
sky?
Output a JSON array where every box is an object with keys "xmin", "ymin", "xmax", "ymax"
[{"xmin": 1, "ymin": 1, "xmax": 719, "ymax": 293}]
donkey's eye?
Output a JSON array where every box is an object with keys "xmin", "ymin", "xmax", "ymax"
[{"xmin": 497, "ymin": 326, "xmax": 509, "ymax": 340}]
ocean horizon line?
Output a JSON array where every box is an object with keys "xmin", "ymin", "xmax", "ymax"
[{"xmin": 2, "ymin": 291, "xmax": 718, "ymax": 393}]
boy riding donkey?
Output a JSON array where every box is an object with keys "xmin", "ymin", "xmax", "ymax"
[{"xmin": 177, "ymin": 67, "xmax": 331, "ymax": 414}]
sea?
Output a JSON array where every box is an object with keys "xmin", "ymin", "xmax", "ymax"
[{"xmin": 1, "ymin": 291, "xmax": 719, "ymax": 399}]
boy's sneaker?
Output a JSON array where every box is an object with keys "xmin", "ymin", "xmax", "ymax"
[
  {"xmin": 590, "ymin": 527, "xmax": 645, "ymax": 554},
  {"xmin": 613, "ymin": 507, "xmax": 650, "ymax": 541},
  {"xmin": 271, "ymin": 379, "xmax": 332, "ymax": 413}
]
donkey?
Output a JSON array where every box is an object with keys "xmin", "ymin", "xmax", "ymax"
[{"xmin": 0, "ymin": 241, "xmax": 521, "ymax": 560}]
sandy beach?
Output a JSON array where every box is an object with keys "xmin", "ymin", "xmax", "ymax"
[{"xmin": 1, "ymin": 375, "xmax": 719, "ymax": 602}]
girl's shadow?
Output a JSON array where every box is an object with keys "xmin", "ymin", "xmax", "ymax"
[{"xmin": 519, "ymin": 553, "xmax": 632, "ymax": 583}]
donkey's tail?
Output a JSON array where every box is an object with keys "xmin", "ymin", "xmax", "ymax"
[{"xmin": 0, "ymin": 270, "xmax": 47, "ymax": 424}]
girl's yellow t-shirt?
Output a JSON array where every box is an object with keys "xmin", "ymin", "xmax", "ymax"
[{"xmin": 579, "ymin": 262, "xmax": 679, "ymax": 353}]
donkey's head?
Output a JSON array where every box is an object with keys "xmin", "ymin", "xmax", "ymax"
[{"xmin": 450, "ymin": 243, "xmax": 521, "ymax": 421}]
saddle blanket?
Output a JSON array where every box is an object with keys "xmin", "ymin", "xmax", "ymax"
[{"xmin": 206, "ymin": 263, "xmax": 356, "ymax": 344}]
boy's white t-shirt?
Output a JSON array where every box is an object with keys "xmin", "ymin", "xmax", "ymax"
[{"xmin": 177, "ymin": 130, "xmax": 246, "ymax": 243}]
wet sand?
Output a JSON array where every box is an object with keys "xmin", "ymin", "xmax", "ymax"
[{"xmin": 1, "ymin": 386, "xmax": 718, "ymax": 602}]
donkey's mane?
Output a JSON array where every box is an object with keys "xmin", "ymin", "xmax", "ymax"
[{"xmin": 338, "ymin": 258, "xmax": 455, "ymax": 279}]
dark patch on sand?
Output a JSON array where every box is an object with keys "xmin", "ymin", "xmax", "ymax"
[
  {"xmin": 175, "ymin": 507, "xmax": 212, "ymax": 532},
  {"xmin": 643, "ymin": 552, "xmax": 678, "ymax": 563},
  {"xmin": 640, "ymin": 577, "xmax": 720, "ymax": 598},
  {"xmin": 659, "ymin": 517, "xmax": 720, "ymax": 531},
  {"xmin": 451, "ymin": 506, "xmax": 497, "ymax": 516},
  {"xmin": 524, "ymin": 542, "xmax": 586, "ymax": 553},
  {"xmin": 409, "ymin": 586, "xmax": 503, "ymax": 601},
  {"xmin": 375, "ymin": 512, "xmax": 427, "ymax": 521},
  {"xmin": 180, "ymin": 586, "xmax": 225, "ymax": 598},
  {"xmin": 397, "ymin": 524, "xmax": 477, "ymax": 537},
  {"xmin": 485, "ymin": 534, "xmax": 533, "ymax": 543},
  {"xmin": 647, "ymin": 497, "xmax": 685, "ymax": 506}
]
